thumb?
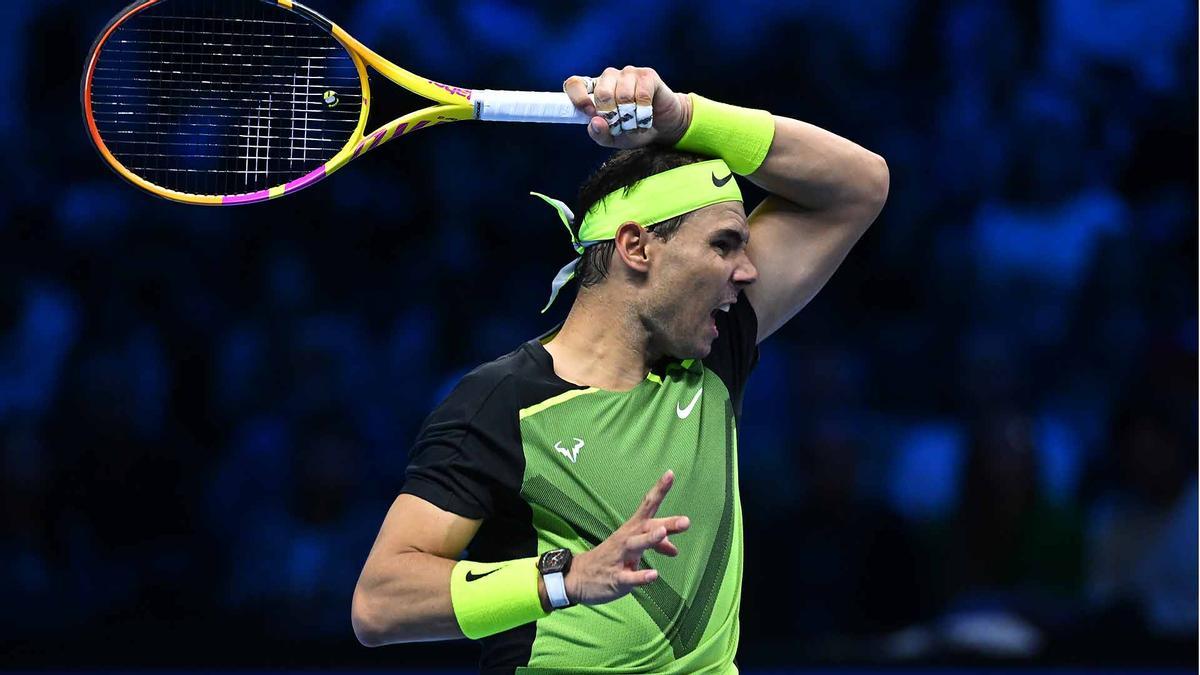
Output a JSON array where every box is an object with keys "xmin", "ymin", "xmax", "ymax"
[{"xmin": 587, "ymin": 116, "xmax": 613, "ymax": 146}]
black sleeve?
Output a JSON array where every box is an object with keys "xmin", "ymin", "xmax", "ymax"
[
  {"xmin": 399, "ymin": 368, "xmax": 523, "ymax": 520},
  {"xmin": 702, "ymin": 289, "xmax": 759, "ymax": 418}
]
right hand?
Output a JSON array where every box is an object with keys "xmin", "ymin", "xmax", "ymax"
[
  {"xmin": 562, "ymin": 66, "xmax": 692, "ymax": 148},
  {"xmin": 565, "ymin": 470, "xmax": 691, "ymax": 606}
]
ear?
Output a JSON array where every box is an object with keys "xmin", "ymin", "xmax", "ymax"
[{"xmin": 612, "ymin": 221, "xmax": 651, "ymax": 274}]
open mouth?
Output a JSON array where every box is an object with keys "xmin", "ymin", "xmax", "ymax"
[{"xmin": 709, "ymin": 302, "xmax": 733, "ymax": 318}]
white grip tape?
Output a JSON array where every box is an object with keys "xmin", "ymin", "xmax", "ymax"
[{"xmin": 474, "ymin": 90, "xmax": 591, "ymax": 124}]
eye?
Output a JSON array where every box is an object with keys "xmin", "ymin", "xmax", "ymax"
[{"xmin": 712, "ymin": 239, "xmax": 732, "ymax": 255}]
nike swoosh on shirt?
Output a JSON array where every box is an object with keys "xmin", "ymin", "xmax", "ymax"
[
  {"xmin": 465, "ymin": 569, "xmax": 500, "ymax": 582},
  {"xmin": 677, "ymin": 388, "xmax": 703, "ymax": 419},
  {"xmin": 711, "ymin": 172, "xmax": 733, "ymax": 187}
]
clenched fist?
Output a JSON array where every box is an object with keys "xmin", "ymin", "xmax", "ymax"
[{"xmin": 563, "ymin": 66, "xmax": 692, "ymax": 149}]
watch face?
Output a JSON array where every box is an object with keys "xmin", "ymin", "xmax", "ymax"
[{"xmin": 541, "ymin": 549, "xmax": 569, "ymax": 573}]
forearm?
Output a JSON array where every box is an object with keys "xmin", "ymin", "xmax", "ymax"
[
  {"xmin": 750, "ymin": 115, "xmax": 889, "ymax": 215},
  {"xmin": 671, "ymin": 93, "xmax": 888, "ymax": 216},
  {"xmin": 352, "ymin": 550, "xmax": 463, "ymax": 645},
  {"xmin": 352, "ymin": 551, "xmax": 557, "ymax": 646}
]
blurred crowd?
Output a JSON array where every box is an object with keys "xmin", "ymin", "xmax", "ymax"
[{"xmin": 1, "ymin": 0, "xmax": 1195, "ymax": 667}]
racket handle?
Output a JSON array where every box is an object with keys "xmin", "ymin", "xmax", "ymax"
[{"xmin": 473, "ymin": 90, "xmax": 591, "ymax": 124}]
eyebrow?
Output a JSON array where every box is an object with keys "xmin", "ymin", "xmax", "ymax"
[{"xmin": 711, "ymin": 226, "xmax": 750, "ymax": 246}]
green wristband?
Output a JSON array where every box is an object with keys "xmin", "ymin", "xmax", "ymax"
[
  {"xmin": 450, "ymin": 557, "xmax": 550, "ymax": 640},
  {"xmin": 674, "ymin": 93, "xmax": 775, "ymax": 175}
]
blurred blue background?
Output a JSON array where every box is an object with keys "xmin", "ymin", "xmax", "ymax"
[{"xmin": 1, "ymin": 0, "xmax": 1196, "ymax": 670}]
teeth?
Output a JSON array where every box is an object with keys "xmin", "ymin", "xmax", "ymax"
[{"xmin": 718, "ymin": 303, "xmax": 731, "ymax": 313}]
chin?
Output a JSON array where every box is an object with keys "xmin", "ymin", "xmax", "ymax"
[
  {"xmin": 664, "ymin": 341, "xmax": 709, "ymax": 362},
  {"xmin": 682, "ymin": 337, "xmax": 715, "ymax": 360}
]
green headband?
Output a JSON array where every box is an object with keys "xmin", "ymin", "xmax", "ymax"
[{"xmin": 531, "ymin": 158, "xmax": 743, "ymax": 312}]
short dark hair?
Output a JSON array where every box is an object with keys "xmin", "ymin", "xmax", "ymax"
[{"xmin": 572, "ymin": 147, "xmax": 709, "ymax": 287}]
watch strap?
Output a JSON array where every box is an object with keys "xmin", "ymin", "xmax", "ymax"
[{"xmin": 543, "ymin": 570, "xmax": 569, "ymax": 609}]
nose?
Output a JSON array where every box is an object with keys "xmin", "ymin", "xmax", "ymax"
[{"xmin": 733, "ymin": 251, "xmax": 758, "ymax": 287}]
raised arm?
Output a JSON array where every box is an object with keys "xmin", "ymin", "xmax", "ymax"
[
  {"xmin": 564, "ymin": 66, "xmax": 889, "ymax": 343},
  {"xmin": 739, "ymin": 116, "xmax": 889, "ymax": 342}
]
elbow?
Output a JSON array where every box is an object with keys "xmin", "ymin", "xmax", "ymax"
[
  {"xmin": 351, "ymin": 588, "xmax": 385, "ymax": 648},
  {"xmin": 864, "ymin": 152, "xmax": 890, "ymax": 211},
  {"xmin": 851, "ymin": 152, "xmax": 890, "ymax": 227}
]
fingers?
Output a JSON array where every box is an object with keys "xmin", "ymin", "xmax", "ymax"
[
  {"xmin": 634, "ymin": 68, "xmax": 656, "ymax": 129},
  {"xmin": 649, "ymin": 515, "xmax": 690, "ymax": 535},
  {"xmin": 561, "ymin": 75, "xmax": 596, "ymax": 118},
  {"xmin": 625, "ymin": 524, "xmax": 668, "ymax": 555},
  {"xmin": 624, "ymin": 514, "xmax": 689, "ymax": 560},
  {"xmin": 570, "ymin": 481, "xmax": 686, "ymax": 603},
  {"xmin": 586, "ymin": 66, "xmax": 657, "ymax": 139},
  {"xmin": 616, "ymin": 568, "xmax": 658, "ymax": 587},
  {"xmin": 634, "ymin": 470, "xmax": 675, "ymax": 520},
  {"xmin": 644, "ymin": 515, "xmax": 688, "ymax": 556},
  {"xmin": 592, "ymin": 67, "xmax": 621, "ymax": 136},
  {"xmin": 652, "ymin": 536, "xmax": 679, "ymax": 557},
  {"xmin": 614, "ymin": 66, "xmax": 638, "ymax": 133}
]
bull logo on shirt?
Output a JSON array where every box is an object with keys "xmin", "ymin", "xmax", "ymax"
[{"xmin": 553, "ymin": 438, "xmax": 585, "ymax": 464}]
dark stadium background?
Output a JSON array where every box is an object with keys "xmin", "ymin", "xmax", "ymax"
[{"xmin": 1, "ymin": 0, "xmax": 1196, "ymax": 672}]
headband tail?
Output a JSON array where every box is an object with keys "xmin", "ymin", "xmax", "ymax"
[
  {"xmin": 529, "ymin": 192, "xmax": 583, "ymax": 253},
  {"xmin": 541, "ymin": 257, "xmax": 580, "ymax": 313}
]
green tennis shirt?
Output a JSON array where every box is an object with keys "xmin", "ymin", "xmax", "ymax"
[{"xmin": 401, "ymin": 294, "xmax": 759, "ymax": 674}]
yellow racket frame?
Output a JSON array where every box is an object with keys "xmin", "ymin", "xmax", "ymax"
[{"xmin": 83, "ymin": 0, "xmax": 481, "ymax": 205}]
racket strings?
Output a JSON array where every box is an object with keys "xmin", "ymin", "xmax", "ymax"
[{"xmin": 89, "ymin": 0, "xmax": 362, "ymax": 196}]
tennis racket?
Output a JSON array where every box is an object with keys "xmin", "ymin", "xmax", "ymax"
[{"xmin": 82, "ymin": 0, "xmax": 593, "ymax": 205}]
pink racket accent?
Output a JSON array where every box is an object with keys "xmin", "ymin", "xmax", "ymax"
[
  {"xmin": 285, "ymin": 165, "xmax": 329, "ymax": 192},
  {"xmin": 219, "ymin": 165, "xmax": 328, "ymax": 204},
  {"xmin": 222, "ymin": 189, "xmax": 271, "ymax": 205}
]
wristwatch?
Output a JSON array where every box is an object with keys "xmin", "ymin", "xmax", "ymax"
[{"xmin": 537, "ymin": 548, "xmax": 573, "ymax": 609}]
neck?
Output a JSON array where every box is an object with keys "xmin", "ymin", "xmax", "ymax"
[{"xmin": 543, "ymin": 288, "xmax": 659, "ymax": 392}]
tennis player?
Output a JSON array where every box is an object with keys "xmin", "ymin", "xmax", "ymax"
[{"xmin": 351, "ymin": 66, "xmax": 889, "ymax": 674}]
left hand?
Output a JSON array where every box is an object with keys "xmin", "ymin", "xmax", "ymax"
[{"xmin": 563, "ymin": 66, "xmax": 691, "ymax": 149}]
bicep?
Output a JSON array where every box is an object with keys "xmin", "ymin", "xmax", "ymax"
[
  {"xmin": 366, "ymin": 493, "xmax": 482, "ymax": 561},
  {"xmin": 744, "ymin": 195, "xmax": 875, "ymax": 342}
]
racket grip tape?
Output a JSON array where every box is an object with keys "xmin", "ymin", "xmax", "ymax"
[{"xmin": 474, "ymin": 90, "xmax": 592, "ymax": 124}]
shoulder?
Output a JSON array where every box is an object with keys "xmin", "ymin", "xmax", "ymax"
[
  {"xmin": 404, "ymin": 342, "xmax": 562, "ymax": 519},
  {"xmin": 430, "ymin": 340, "xmax": 570, "ymax": 422}
]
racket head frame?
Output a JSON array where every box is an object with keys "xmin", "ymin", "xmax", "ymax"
[{"xmin": 82, "ymin": 0, "xmax": 475, "ymax": 205}]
